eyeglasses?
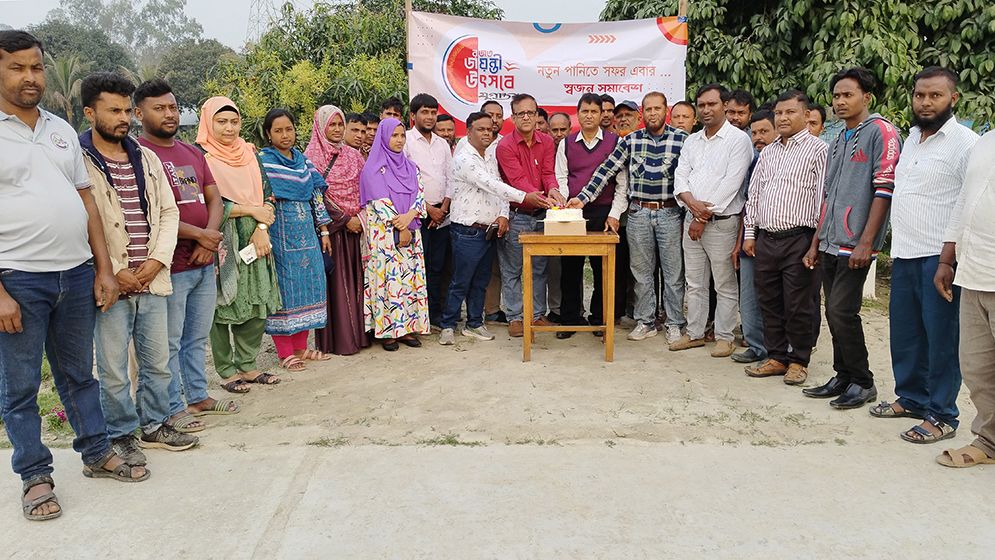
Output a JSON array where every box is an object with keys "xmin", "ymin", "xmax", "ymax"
[{"xmin": 513, "ymin": 110, "xmax": 537, "ymax": 119}]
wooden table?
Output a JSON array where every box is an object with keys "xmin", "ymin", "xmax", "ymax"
[{"xmin": 519, "ymin": 232, "xmax": 620, "ymax": 362}]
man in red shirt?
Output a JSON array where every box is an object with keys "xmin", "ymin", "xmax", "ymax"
[{"xmin": 495, "ymin": 93, "xmax": 559, "ymax": 337}]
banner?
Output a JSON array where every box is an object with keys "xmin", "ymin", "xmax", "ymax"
[{"xmin": 407, "ymin": 12, "xmax": 688, "ymax": 134}]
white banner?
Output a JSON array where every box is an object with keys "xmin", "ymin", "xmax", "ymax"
[{"xmin": 408, "ymin": 12, "xmax": 689, "ymax": 134}]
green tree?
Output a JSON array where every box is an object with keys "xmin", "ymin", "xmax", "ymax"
[
  {"xmin": 42, "ymin": 53, "xmax": 92, "ymax": 128},
  {"xmin": 30, "ymin": 20, "xmax": 135, "ymax": 73},
  {"xmin": 155, "ymin": 39, "xmax": 236, "ymax": 110},
  {"xmin": 601, "ymin": 0, "xmax": 995, "ymax": 129}
]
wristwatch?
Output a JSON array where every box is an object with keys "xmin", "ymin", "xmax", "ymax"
[{"xmin": 257, "ymin": 223, "xmax": 268, "ymax": 231}]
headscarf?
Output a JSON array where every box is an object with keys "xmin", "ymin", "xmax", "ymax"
[
  {"xmin": 359, "ymin": 118, "xmax": 420, "ymax": 228},
  {"xmin": 304, "ymin": 105, "xmax": 364, "ymax": 215},
  {"xmin": 196, "ymin": 96, "xmax": 264, "ymax": 206}
]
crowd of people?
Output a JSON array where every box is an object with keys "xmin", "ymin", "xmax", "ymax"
[{"xmin": 3, "ymin": 28, "xmax": 995, "ymax": 523}]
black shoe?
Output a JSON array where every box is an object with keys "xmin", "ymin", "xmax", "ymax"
[
  {"xmin": 382, "ymin": 339, "xmax": 399, "ymax": 351},
  {"xmin": 398, "ymin": 335, "xmax": 422, "ymax": 348},
  {"xmin": 592, "ymin": 330, "xmax": 604, "ymax": 337},
  {"xmin": 555, "ymin": 331, "xmax": 574, "ymax": 339},
  {"xmin": 547, "ymin": 312, "xmax": 562, "ymax": 324},
  {"xmin": 485, "ymin": 311, "xmax": 508, "ymax": 324},
  {"xmin": 830, "ymin": 383, "xmax": 878, "ymax": 410},
  {"xmin": 802, "ymin": 376, "xmax": 848, "ymax": 399},
  {"xmin": 731, "ymin": 349, "xmax": 766, "ymax": 363}
]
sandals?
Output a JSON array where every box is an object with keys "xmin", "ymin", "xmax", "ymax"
[
  {"xmin": 869, "ymin": 401, "xmax": 923, "ymax": 419},
  {"xmin": 280, "ymin": 355, "xmax": 307, "ymax": 371},
  {"xmin": 221, "ymin": 379, "xmax": 250, "ymax": 394},
  {"xmin": 937, "ymin": 445, "xmax": 995, "ymax": 468},
  {"xmin": 82, "ymin": 452, "xmax": 150, "ymax": 483},
  {"xmin": 900, "ymin": 414, "xmax": 956, "ymax": 444},
  {"xmin": 168, "ymin": 411, "xmax": 206, "ymax": 434},
  {"xmin": 245, "ymin": 372, "xmax": 281, "ymax": 385},
  {"xmin": 22, "ymin": 476, "xmax": 61, "ymax": 521},
  {"xmin": 298, "ymin": 349, "xmax": 332, "ymax": 361},
  {"xmin": 190, "ymin": 398, "xmax": 240, "ymax": 416}
]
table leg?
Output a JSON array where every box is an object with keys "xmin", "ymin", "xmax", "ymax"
[
  {"xmin": 523, "ymin": 246, "xmax": 533, "ymax": 362},
  {"xmin": 604, "ymin": 248, "xmax": 616, "ymax": 362}
]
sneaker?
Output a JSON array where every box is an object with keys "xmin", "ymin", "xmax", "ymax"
[
  {"xmin": 138, "ymin": 424, "xmax": 199, "ymax": 452},
  {"xmin": 669, "ymin": 334, "xmax": 705, "ymax": 351},
  {"xmin": 710, "ymin": 340, "xmax": 736, "ymax": 358},
  {"xmin": 439, "ymin": 328, "xmax": 455, "ymax": 345},
  {"xmin": 508, "ymin": 320, "xmax": 524, "ymax": 337},
  {"xmin": 627, "ymin": 323, "xmax": 658, "ymax": 341},
  {"xmin": 462, "ymin": 325, "xmax": 494, "ymax": 341},
  {"xmin": 111, "ymin": 435, "xmax": 147, "ymax": 466},
  {"xmin": 485, "ymin": 311, "xmax": 508, "ymax": 324},
  {"xmin": 665, "ymin": 325, "xmax": 682, "ymax": 344}
]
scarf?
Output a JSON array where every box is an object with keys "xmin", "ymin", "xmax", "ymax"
[
  {"xmin": 259, "ymin": 146, "xmax": 320, "ymax": 202},
  {"xmin": 359, "ymin": 117, "xmax": 420, "ymax": 228},
  {"xmin": 196, "ymin": 96, "xmax": 264, "ymax": 206},
  {"xmin": 304, "ymin": 105, "xmax": 363, "ymax": 215}
]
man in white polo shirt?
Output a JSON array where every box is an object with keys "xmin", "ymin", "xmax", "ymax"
[{"xmin": 0, "ymin": 30, "xmax": 147, "ymax": 522}]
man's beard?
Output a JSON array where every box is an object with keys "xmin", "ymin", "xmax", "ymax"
[
  {"xmin": 146, "ymin": 123, "xmax": 177, "ymax": 139},
  {"xmin": 416, "ymin": 123, "xmax": 434, "ymax": 135},
  {"xmin": 95, "ymin": 120, "xmax": 130, "ymax": 143},
  {"xmin": 912, "ymin": 103, "xmax": 954, "ymax": 133}
]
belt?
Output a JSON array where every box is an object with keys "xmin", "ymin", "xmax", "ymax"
[
  {"xmin": 465, "ymin": 222, "xmax": 491, "ymax": 232},
  {"xmin": 632, "ymin": 198, "xmax": 678, "ymax": 209},
  {"xmin": 511, "ymin": 207, "xmax": 546, "ymax": 217},
  {"xmin": 708, "ymin": 214, "xmax": 735, "ymax": 221},
  {"xmin": 759, "ymin": 226, "xmax": 815, "ymax": 240}
]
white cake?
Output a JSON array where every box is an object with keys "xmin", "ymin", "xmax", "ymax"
[{"xmin": 545, "ymin": 208, "xmax": 584, "ymax": 222}]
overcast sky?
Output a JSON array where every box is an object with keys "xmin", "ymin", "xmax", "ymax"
[{"xmin": 3, "ymin": 0, "xmax": 609, "ymax": 49}]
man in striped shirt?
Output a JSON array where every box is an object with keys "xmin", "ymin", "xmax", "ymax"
[
  {"xmin": 743, "ymin": 90, "xmax": 828, "ymax": 385},
  {"xmin": 873, "ymin": 67, "xmax": 979, "ymax": 444}
]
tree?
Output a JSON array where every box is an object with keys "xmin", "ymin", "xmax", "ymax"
[
  {"xmin": 42, "ymin": 53, "xmax": 91, "ymax": 128},
  {"xmin": 601, "ymin": 0, "xmax": 995, "ymax": 129},
  {"xmin": 157, "ymin": 39, "xmax": 236, "ymax": 110},
  {"xmin": 30, "ymin": 20, "xmax": 135, "ymax": 73}
]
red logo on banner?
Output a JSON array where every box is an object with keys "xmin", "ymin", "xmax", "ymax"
[{"xmin": 444, "ymin": 35, "xmax": 479, "ymax": 104}]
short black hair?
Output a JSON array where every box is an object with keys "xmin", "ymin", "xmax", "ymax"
[
  {"xmin": 600, "ymin": 94, "xmax": 615, "ymax": 106},
  {"xmin": 345, "ymin": 112, "xmax": 367, "ymax": 125},
  {"xmin": 435, "ymin": 114, "xmax": 454, "ymax": 123},
  {"xmin": 750, "ymin": 110, "xmax": 775, "ymax": 127},
  {"xmin": 380, "ymin": 96, "xmax": 404, "ymax": 113},
  {"xmin": 510, "ymin": 93, "xmax": 537, "ymax": 113},
  {"xmin": 914, "ymin": 65, "xmax": 959, "ymax": 90},
  {"xmin": 577, "ymin": 93, "xmax": 603, "ymax": 111},
  {"xmin": 409, "ymin": 93, "xmax": 439, "ymax": 114},
  {"xmin": 466, "ymin": 111, "xmax": 491, "ymax": 129},
  {"xmin": 81, "ymin": 72, "xmax": 136, "ymax": 108},
  {"xmin": 0, "ymin": 30, "xmax": 44, "ymax": 57},
  {"xmin": 673, "ymin": 100, "xmax": 696, "ymax": 115},
  {"xmin": 480, "ymin": 100, "xmax": 503, "ymax": 113},
  {"xmin": 364, "ymin": 112, "xmax": 380, "ymax": 124},
  {"xmin": 134, "ymin": 78, "xmax": 173, "ymax": 106},
  {"xmin": 807, "ymin": 102, "xmax": 826, "ymax": 124},
  {"xmin": 724, "ymin": 89, "xmax": 756, "ymax": 111},
  {"xmin": 263, "ymin": 108, "xmax": 296, "ymax": 137},
  {"xmin": 830, "ymin": 67, "xmax": 878, "ymax": 95},
  {"xmin": 536, "ymin": 107, "xmax": 549, "ymax": 120},
  {"xmin": 775, "ymin": 89, "xmax": 810, "ymax": 107},
  {"xmin": 695, "ymin": 83, "xmax": 728, "ymax": 101}
]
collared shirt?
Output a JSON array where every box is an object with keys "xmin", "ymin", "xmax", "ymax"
[
  {"xmin": 555, "ymin": 128, "xmax": 630, "ymax": 220},
  {"xmin": 946, "ymin": 130, "xmax": 995, "ymax": 291},
  {"xmin": 496, "ymin": 129, "xmax": 558, "ymax": 211},
  {"xmin": 674, "ymin": 120, "xmax": 754, "ymax": 216},
  {"xmin": 455, "ymin": 133, "xmax": 501, "ymax": 157},
  {"xmin": 0, "ymin": 108, "xmax": 92, "ymax": 272},
  {"xmin": 578, "ymin": 125, "xmax": 687, "ymax": 204},
  {"xmin": 404, "ymin": 128, "xmax": 453, "ymax": 205},
  {"xmin": 744, "ymin": 129, "xmax": 828, "ymax": 239},
  {"xmin": 892, "ymin": 116, "xmax": 979, "ymax": 259},
  {"xmin": 449, "ymin": 143, "xmax": 526, "ymax": 226}
]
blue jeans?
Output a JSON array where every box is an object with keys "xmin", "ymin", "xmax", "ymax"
[
  {"xmin": 94, "ymin": 293, "xmax": 172, "ymax": 438},
  {"xmin": 626, "ymin": 204, "xmax": 685, "ymax": 327},
  {"xmin": 738, "ymin": 255, "xmax": 767, "ymax": 357},
  {"xmin": 167, "ymin": 266, "xmax": 217, "ymax": 416},
  {"xmin": 890, "ymin": 256, "xmax": 961, "ymax": 427},
  {"xmin": 441, "ymin": 224, "xmax": 495, "ymax": 330},
  {"xmin": 0, "ymin": 262, "xmax": 111, "ymax": 482},
  {"xmin": 498, "ymin": 212, "xmax": 547, "ymax": 322}
]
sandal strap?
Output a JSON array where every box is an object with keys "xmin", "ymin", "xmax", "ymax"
[
  {"xmin": 24, "ymin": 491, "xmax": 59, "ymax": 511},
  {"xmin": 22, "ymin": 474, "xmax": 55, "ymax": 496},
  {"xmin": 214, "ymin": 398, "xmax": 239, "ymax": 412},
  {"xmin": 281, "ymin": 356, "xmax": 305, "ymax": 367},
  {"xmin": 170, "ymin": 413, "xmax": 201, "ymax": 429},
  {"xmin": 908, "ymin": 425, "xmax": 932, "ymax": 439}
]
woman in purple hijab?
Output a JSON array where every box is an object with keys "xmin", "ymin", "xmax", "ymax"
[{"xmin": 361, "ymin": 118, "xmax": 430, "ymax": 351}]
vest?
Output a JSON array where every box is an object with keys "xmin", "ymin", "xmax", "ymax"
[{"xmin": 565, "ymin": 131, "xmax": 618, "ymax": 206}]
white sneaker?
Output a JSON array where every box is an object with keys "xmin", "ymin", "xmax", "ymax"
[
  {"xmin": 461, "ymin": 325, "xmax": 495, "ymax": 341},
  {"xmin": 666, "ymin": 325, "xmax": 682, "ymax": 344},
  {"xmin": 438, "ymin": 328, "xmax": 455, "ymax": 345},
  {"xmin": 627, "ymin": 323, "xmax": 658, "ymax": 341}
]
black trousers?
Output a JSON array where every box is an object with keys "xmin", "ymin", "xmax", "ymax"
[
  {"xmin": 421, "ymin": 222, "xmax": 451, "ymax": 326},
  {"xmin": 559, "ymin": 205, "xmax": 623, "ymax": 326},
  {"xmin": 821, "ymin": 252, "xmax": 873, "ymax": 388},
  {"xmin": 754, "ymin": 230, "xmax": 820, "ymax": 366}
]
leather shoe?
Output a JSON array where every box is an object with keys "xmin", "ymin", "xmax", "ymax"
[
  {"xmin": 830, "ymin": 383, "xmax": 878, "ymax": 410},
  {"xmin": 555, "ymin": 331, "xmax": 575, "ymax": 339},
  {"xmin": 398, "ymin": 335, "xmax": 422, "ymax": 348},
  {"xmin": 802, "ymin": 375, "xmax": 847, "ymax": 398}
]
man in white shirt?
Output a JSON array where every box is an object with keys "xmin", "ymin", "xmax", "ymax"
[
  {"xmin": 439, "ymin": 112, "xmax": 549, "ymax": 345},
  {"xmin": 404, "ymin": 93, "xmax": 453, "ymax": 329},
  {"xmin": 672, "ymin": 84, "xmax": 754, "ymax": 356},
  {"xmin": 873, "ymin": 67, "xmax": 979, "ymax": 445}
]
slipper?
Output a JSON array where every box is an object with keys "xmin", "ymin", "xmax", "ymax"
[
  {"xmin": 190, "ymin": 398, "xmax": 240, "ymax": 417},
  {"xmin": 298, "ymin": 349, "xmax": 332, "ymax": 361},
  {"xmin": 936, "ymin": 445, "xmax": 995, "ymax": 468},
  {"xmin": 221, "ymin": 379, "xmax": 250, "ymax": 394},
  {"xmin": 869, "ymin": 401, "xmax": 923, "ymax": 419},
  {"xmin": 398, "ymin": 334, "xmax": 422, "ymax": 348},
  {"xmin": 22, "ymin": 476, "xmax": 61, "ymax": 521},
  {"xmin": 168, "ymin": 412, "xmax": 206, "ymax": 433},
  {"xmin": 245, "ymin": 372, "xmax": 281, "ymax": 385},
  {"xmin": 280, "ymin": 355, "xmax": 307, "ymax": 372}
]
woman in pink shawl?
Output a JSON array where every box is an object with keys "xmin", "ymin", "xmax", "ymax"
[{"xmin": 304, "ymin": 105, "xmax": 370, "ymax": 355}]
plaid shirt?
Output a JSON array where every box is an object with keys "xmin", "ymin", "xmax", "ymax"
[{"xmin": 577, "ymin": 125, "xmax": 687, "ymax": 204}]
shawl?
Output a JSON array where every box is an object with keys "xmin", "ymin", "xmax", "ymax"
[
  {"xmin": 304, "ymin": 105, "xmax": 364, "ymax": 215},
  {"xmin": 259, "ymin": 146, "xmax": 322, "ymax": 202}
]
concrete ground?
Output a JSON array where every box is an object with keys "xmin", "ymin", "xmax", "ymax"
[{"xmin": 3, "ymin": 309, "xmax": 994, "ymax": 558}]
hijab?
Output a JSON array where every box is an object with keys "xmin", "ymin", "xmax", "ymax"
[
  {"xmin": 304, "ymin": 105, "xmax": 364, "ymax": 215},
  {"xmin": 359, "ymin": 118, "xmax": 420, "ymax": 227},
  {"xmin": 196, "ymin": 96, "xmax": 264, "ymax": 206}
]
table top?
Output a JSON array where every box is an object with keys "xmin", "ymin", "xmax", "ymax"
[{"xmin": 518, "ymin": 232, "xmax": 620, "ymax": 244}]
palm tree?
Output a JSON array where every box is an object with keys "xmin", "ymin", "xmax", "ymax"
[
  {"xmin": 117, "ymin": 61, "xmax": 163, "ymax": 86},
  {"xmin": 43, "ymin": 53, "xmax": 92, "ymax": 128}
]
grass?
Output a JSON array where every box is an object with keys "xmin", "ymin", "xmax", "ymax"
[
  {"xmin": 307, "ymin": 436, "xmax": 350, "ymax": 448},
  {"xmin": 417, "ymin": 433, "xmax": 486, "ymax": 447}
]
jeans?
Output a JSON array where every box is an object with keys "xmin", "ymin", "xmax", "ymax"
[
  {"xmin": 441, "ymin": 223, "xmax": 495, "ymax": 330},
  {"xmin": 683, "ymin": 216, "xmax": 739, "ymax": 340},
  {"xmin": 421, "ymin": 222, "xmax": 451, "ymax": 326},
  {"xmin": 166, "ymin": 266, "xmax": 216, "ymax": 416},
  {"xmin": 499, "ymin": 211, "xmax": 547, "ymax": 323},
  {"xmin": 738, "ymin": 255, "xmax": 766, "ymax": 357},
  {"xmin": 821, "ymin": 252, "xmax": 873, "ymax": 388},
  {"xmin": 890, "ymin": 256, "xmax": 961, "ymax": 427},
  {"xmin": 626, "ymin": 204, "xmax": 685, "ymax": 327},
  {"xmin": 94, "ymin": 293, "xmax": 172, "ymax": 439},
  {"xmin": 0, "ymin": 262, "xmax": 111, "ymax": 482}
]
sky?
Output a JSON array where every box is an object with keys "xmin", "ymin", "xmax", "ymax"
[{"xmin": 2, "ymin": 0, "xmax": 609, "ymax": 50}]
